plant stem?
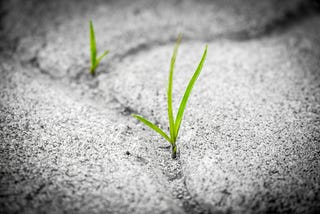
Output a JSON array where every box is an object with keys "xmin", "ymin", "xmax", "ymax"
[
  {"xmin": 171, "ymin": 143, "xmax": 177, "ymax": 159},
  {"xmin": 90, "ymin": 68, "xmax": 95, "ymax": 76}
]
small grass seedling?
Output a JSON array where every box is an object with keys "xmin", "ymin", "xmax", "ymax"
[
  {"xmin": 89, "ymin": 20, "xmax": 109, "ymax": 76},
  {"xmin": 132, "ymin": 35, "xmax": 208, "ymax": 159}
]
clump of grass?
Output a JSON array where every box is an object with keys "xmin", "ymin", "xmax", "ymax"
[
  {"xmin": 132, "ymin": 35, "xmax": 208, "ymax": 159},
  {"xmin": 89, "ymin": 20, "xmax": 109, "ymax": 76}
]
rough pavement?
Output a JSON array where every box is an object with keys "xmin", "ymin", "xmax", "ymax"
[{"xmin": 1, "ymin": 0, "xmax": 320, "ymax": 213}]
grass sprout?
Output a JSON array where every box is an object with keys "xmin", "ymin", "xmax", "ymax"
[
  {"xmin": 132, "ymin": 34, "xmax": 208, "ymax": 158},
  {"xmin": 89, "ymin": 20, "xmax": 109, "ymax": 76}
]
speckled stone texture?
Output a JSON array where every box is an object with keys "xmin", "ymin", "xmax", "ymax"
[{"xmin": 1, "ymin": 0, "xmax": 320, "ymax": 213}]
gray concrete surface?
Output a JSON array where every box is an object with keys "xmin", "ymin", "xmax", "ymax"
[{"xmin": 1, "ymin": 0, "xmax": 320, "ymax": 213}]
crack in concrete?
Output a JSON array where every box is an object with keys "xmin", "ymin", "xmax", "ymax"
[
  {"xmin": 29, "ymin": 56, "xmax": 59, "ymax": 79},
  {"xmin": 108, "ymin": 95, "xmax": 138, "ymax": 116},
  {"xmin": 158, "ymin": 157, "xmax": 212, "ymax": 214}
]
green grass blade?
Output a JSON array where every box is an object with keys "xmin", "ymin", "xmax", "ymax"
[
  {"xmin": 90, "ymin": 20, "xmax": 97, "ymax": 71},
  {"xmin": 132, "ymin": 114, "xmax": 172, "ymax": 143},
  {"xmin": 167, "ymin": 34, "xmax": 182, "ymax": 142},
  {"xmin": 174, "ymin": 45, "xmax": 208, "ymax": 136},
  {"xmin": 96, "ymin": 50, "xmax": 109, "ymax": 65}
]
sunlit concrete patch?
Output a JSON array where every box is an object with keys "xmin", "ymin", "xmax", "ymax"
[
  {"xmin": 104, "ymin": 19, "xmax": 320, "ymax": 209},
  {"xmin": 0, "ymin": 65, "xmax": 184, "ymax": 214},
  {"xmin": 178, "ymin": 17, "xmax": 320, "ymax": 213}
]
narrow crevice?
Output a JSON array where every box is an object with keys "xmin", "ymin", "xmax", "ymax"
[
  {"xmin": 116, "ymin": 43, "xmax": 150, "ymax": 62},
  {"xmin": 113, "ymin": 39, "xmax": 172, "ymax": 62},
  {"xmin": 29, "ymin": 56, "xmax": 59, "ymax": 80},
  {"xmin": 161, "ymin": 157, "xmax": 211, "ymax": 214},
  {"xmin": 107, "ymin": 94, "xmax": 139, "ymax": 116}
]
